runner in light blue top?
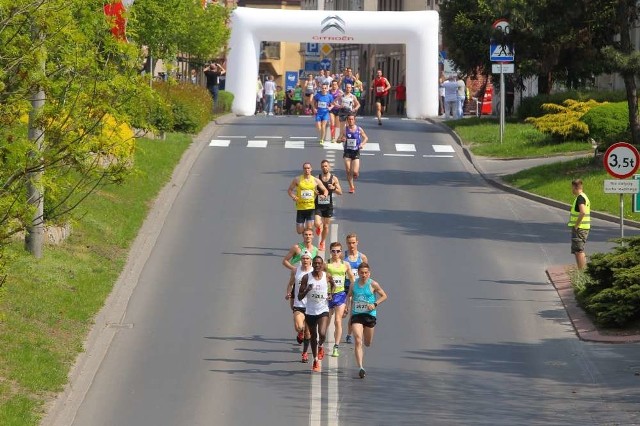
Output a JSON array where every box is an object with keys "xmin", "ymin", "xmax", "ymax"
[
  {"xmin": 346, "ymin": 262, "xmax": 387, "ymax": 379},
  {"xmin": 313, "ymin": 83, "xmax": 334, "ymax": 144}
]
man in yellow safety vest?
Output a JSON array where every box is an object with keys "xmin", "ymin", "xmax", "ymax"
[{"xmin": 568, "ymin": 179, "xmax": 591, "ymax": 270}]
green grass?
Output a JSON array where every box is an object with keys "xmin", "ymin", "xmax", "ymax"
[
  {"xmin": 445, "ymin": 117, "xmax": 591, "ymax": 158},
  {"xmin": 0, "ymin": 133, "xmax": 192, "ymax": 425},
  {"xmin": 503, "ymin": 156, "xmax": 640, "ymax": 221}
]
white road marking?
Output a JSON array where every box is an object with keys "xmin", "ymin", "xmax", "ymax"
[
  {"xmin": 254, "ymin": 136, "xmax": 282, "ymax": 139},
  {"xmin": 247, "ymin": 140, "xmax": 268, "ymax": 148},
  {"xmin": 384, "ymin": 153, "xmax": 414, "ymax": 157},
  {"xmin": 326, "ymin": 223, "xmax": 340, "ymax": 426},
  {"xmin": 216, "ymin": 135, "xmax": 245, "ymax": 139},
  {"xmin": 395, "ymin": 143, "xmax": 416, "ymax": 152},
  {"xmin": 209, "ymin": 139, "xmax": 230, "ymax": 147},
  {"xmin": 310, "ymin": 370, "xmax": 322, "ymax": 425},
  {"xmin": 290, "ymin": 136, "xmax": 318, "ymax": 139},
  {"xmin": 433, "ymin": 144, "xmax": 455, "ymax": 153},
  {"xmin": 285, "ymin": 140, "xmax": 305, "ymax": 149},
  {"xmin": 323, "ymin": 143, "xmax": 344, "ymax": 150},
  {"xmin": 361, "ymin": 153, "xmax": 376, "ymax": 156},
  {"xmin": 423, "ymin": 154, "xmax": 454, "ymax": 158},
  {"xmin": 362, "ymin": 143, "xmax": 380, "ymax": 151}
]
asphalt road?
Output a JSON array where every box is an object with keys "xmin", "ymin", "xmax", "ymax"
[{"xmin": 65, "ymin": 115, "xmax": 639, "ymax": 426}]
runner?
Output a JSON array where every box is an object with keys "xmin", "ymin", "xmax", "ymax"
[
  {"xmin": 282, "ymin": 228, "xmax": 318, "ymax": 271},
  {"xmin": 303, "ymin": 74, "xmax": 317, "ymax": 114},
  {"xmin": 313, "ymin": 83, "xmax": 335, "ymax": 144},
  {"xmin": 285, "ymin": 250, "xmax": 314, "ymax": 362},
  {"xmin": 345, "ymin": 262, "xmax": 387, "ymax": 378},
  {"xmin": 372, "ymin": 69, "xmax": 391, "ymax": 125},
  {"xmin": 328, "ymin": 80, "xmax": 344, "ymax": 142},
  {"xmin": 314, "ymin": 159, "xmax": 342, "ymax": 252},
  {"xmin": 337, "ymin": 85, "xmax": 361, "ymax": 143},
  {"xmin": 343, "ymin": 232, "xmax": 368, "ymax": 343},
  {"xmin": 325, "ymin": 242, "xmax": 355, "ymax": 357},
  {"xmin": 287, "ymin": 162, "xmax": 329, "ymax": 235},
  {"xmin": 298, "ymin": 256, "xmax": 335, "ymax": 372},
  {"xmin": 341, "ymin": 115, "xmax": 368, "ymax": 194}
]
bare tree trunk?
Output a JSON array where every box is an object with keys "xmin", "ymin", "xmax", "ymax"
[{"xmin": 25, "ymin": 25, "xmax": 45, "ymax": 258}]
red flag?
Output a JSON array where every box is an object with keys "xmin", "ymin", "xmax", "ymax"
[{"xmin": 104, "ymin": 1, "xmax": 127, "ymax": 41}]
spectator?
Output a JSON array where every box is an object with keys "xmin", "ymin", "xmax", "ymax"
[
  {"xmin": 394, "ymin": 77, "xmax": 406, "ymax": 116},
  {"xmin": 264, "ymin": 75, "xmax": 276, "ymax": 116},
  {"xmin": 440, "ymin": 75, "xmax": 458, "ymax": 120},
  {"xmin": 256, "ymin": 76, "xmax": 264, "ymax": 115},
  {"xmin": 204, "ymin": 62, "xmax": 225, "ymax": 110},
  {"xmin": 456, "ymin": 74, "xmax": 466, "ymax": 119}
]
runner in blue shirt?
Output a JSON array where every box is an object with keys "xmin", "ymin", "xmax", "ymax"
[{"xmin": 313, "ymin": 83, "xmax": 334, "ymax": 145}]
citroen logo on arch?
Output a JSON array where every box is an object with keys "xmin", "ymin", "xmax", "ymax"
[{"xmin": 321, "ymin": 15, "xmax": 345, "ymax": 33}]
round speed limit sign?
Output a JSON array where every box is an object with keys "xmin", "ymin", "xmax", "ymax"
[{"xmin": 603, "ymin": 142, "xmax": 640, "ymax": 179}]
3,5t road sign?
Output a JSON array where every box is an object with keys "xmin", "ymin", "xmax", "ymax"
[{"xmin": 604, "ymin": 142, "xmax": 640, "ymax": 179}]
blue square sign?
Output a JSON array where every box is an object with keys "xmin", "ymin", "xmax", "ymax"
[{"xmin": 490, "ymin": 42, "xmax": 514, "ymax": 62}]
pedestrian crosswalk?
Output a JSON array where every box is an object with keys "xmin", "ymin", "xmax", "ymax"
[{"xmin": 209, "ymin": 138, "xmax": 456, "ymax": 157}]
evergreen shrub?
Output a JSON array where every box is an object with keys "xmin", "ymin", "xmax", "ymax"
[
  {"xmin": 580, "ymin": 102, "xmax": 630, "ymax": 149},
  {"xmin": 524, "ymin": 99, "xmax": 601, "ymax": 141},
  {"xmin": 518, "ymin": 90, "xmax": 626, "ymax": 120}
]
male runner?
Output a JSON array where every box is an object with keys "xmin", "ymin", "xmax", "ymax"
[
  {"xmin": 337, "ymin": 84, "xmax": 360, "ymax": 140},
  {"xmin": 344, "ymin": 232, "xmax": 368, "ymax": 343},
  {"xmin": 286, "ymin": 251, "xmax": 313, "ymax": 362},
  {"xmin": 372, "ymin": 69, "xmax": 391, "ymax": 125},
  {"xmin": 313, "ymin": 83, "xmax": 335, "ymax": 144},
  {"xmin": 298, "ymin": 256, "xmax": 335, "ymax": 372},
  {"xmin": 345, "ymin": 262, "xmax": 387, "ymax": 378},
  {"xmin": 282, "ymin": 228, "xmax": 318, "ymax": 271},
  {"xmin": 328, "ymin": 80, "xmax": 344, "ymax": 142},
  {"xmin": 314, "ymin": 160, "xmax": 342, "ymax": 251},
  {"xmin": 326, "ymin": 242, "xmax": 355, "ymax": 357},
  {"xmin": 341, "ymin": 115, "xmax": 368, "ymax": 194},
  {"xmin": 287, "ymin": 162, "xmax": 329, "ymax": 235}
]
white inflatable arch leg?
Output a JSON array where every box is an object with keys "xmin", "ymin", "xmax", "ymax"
[{"xmin": 226, "ymin": 7, "xmax": 439, "ymax": 119}]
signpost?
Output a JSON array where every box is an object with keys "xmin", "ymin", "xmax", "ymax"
[
  {"xmin": 320, "ymin": 57, "xmax": 331, "ymax": 71},
  {"xmin": 603, "ymin": 142, "xmax": 640, "ymax": 240},
  {"xmin": 634, "ymin": 174, "xmax": 640, "ymax": 213},
  {"xmin": 490, "ymin": 19, "xmax": 514, "ymax": 145}
]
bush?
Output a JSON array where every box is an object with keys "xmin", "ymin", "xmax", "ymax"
[
  {"xmin": 518, "ymin": 90, "xmax": 626, "ymax": 120},
  {"xmin": 576, "ymin": 236, "xmax": 640, "ymax": 327},
  {"xmin": 217, "ymin": 90, "xmax": 234, "ymax": 113},
  {"xmin": 524, "ymin": 99, "xmax": 601, "ymax": 141},
  {"xmin": 154, "ymin": 81, "xmax": 213, "ymax": 133},
  {"xmin": 580, "ymin": 101, "xmax": 630, "ymax": 149}
]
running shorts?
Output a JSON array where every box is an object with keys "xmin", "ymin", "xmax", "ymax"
[
  {"xmin": 329, "ymin": 291, "xmax": 347, "ymax": 309},
  {"xmin": 375, "ymin": 96, "xmax": 387, "ymax": 107},
  {"xmin": 296, "ymin": 209, "xmax": 315, "ymax": 224},
  {"xmin": 305, "ymin": 312, "xmax": 329, "ymax": 327},
  {"xmin": 343, "ymin": 149, "xmax": 360, "ymax": 160},
  {"xmin": 315, "ymin": 206, "xmax": 334, "ymax": 218},
  {"xmin": 292, "ymin": 306, "xmax": 306, "ymax": 314},
  {"xmin": 338, "ymin": 108, "xmax": 352, "ymax": 121},
  {"xmin": 350, "ymin": 313, "xmax": 377, "ymax": 328},
  {"xmin": 315, "ymin": 110, "xmax": 330, "ymax": 122}
]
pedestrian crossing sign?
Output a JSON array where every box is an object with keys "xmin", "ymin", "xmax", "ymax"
[{"xmin": 490, "ymin": 42, "xmax": 514, "ymax": 62}]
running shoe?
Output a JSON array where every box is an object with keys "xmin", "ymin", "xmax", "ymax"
[
  {"xmin": 359, "ymin": 368, "xmax": 366, "ymax": 379},
  {"xmin": 315, "ymin": 226, "xmax": 321, "ymax": 236},
  {"xmin": 318, "ymin": 241, "xmax": 325, "ymax": 251},
  {"xmin": 331, "ymin": 345, "xmax": 340, "ymax": 357},
  {"xmin": 378, "ymin": 120, "xmax": 382, "ymax": 126},
  {"xmin": 297, "ymin": 330, "xmax": 304, "ymax": 344},
  {"xmin": 319, "ymin": 138, "xmax": 324, "ymax": 145},
  {"xmin": 301, "ymin": 352, "xmax": 309, "ymax": 363},
  {"xmin": 318, "ymin": 346, "xmax": 325, "ymax": 360},
  {"xmin": 312, "ymin": 360, "xmax": 321, "ymax": 372},
  {"xmin": 348, "ymin": 187, "xmax": 355, "ymax": 194},
  {"xmin": 345, "ymin": 335, "xmax": 353, "ymax": 344}
]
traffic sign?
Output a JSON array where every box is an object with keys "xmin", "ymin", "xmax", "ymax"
[
  {"xmin": 320, "ymin": 44, "xmax": 333, "ymax": 56},
  {"xmin": 320, "ymin": 58, "xmax": 331, "ymax": 71},
  {"xmin": 490, "ymin": 42, "xmax": 514, "ymax": 61},
  {"xmin": 492, "ymin": 18, "xmax": 511, "ymax": 34},
  {"xmin": 306, "ymin": 43, "xmax": 319, "ymax": 56},
  {"xmin": 603, "ymin": 142, "xmax": 640, "ymax": 179},
  {"xmin": 604, "ymin": 179, "xmax": 640, "ymax": 193},
  {"xmin": 492, "ymin": 63, "xmax": 514, "ymax": 73},
  {"xmin": 304, "ymin": 61, "xmax": 321, "ymax": 72}
]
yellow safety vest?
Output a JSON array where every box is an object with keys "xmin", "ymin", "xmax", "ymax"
[
  {"xmin": 568, "ymin": 192, "xmax": 590, "ymax": 229},
  {"xmin": 296, "ymin": 175, "xmax": 316, "ymax": 210}
]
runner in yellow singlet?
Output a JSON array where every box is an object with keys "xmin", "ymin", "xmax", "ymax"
[
  {"xmin": 287, "ymin": 162, "xmax": 328, "ymax": 235},
  {"xmin": 325, "ymin": 241, "xmax": 355, "ymax": 357}
]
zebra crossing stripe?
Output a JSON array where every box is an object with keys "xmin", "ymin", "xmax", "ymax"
[
  {"xmin": 209, "ymin": 139, "xmax": 231, "ymax": 147},
  {"xmin": 362, "ymin": 143, "xmax": 380, "ymax": 151},
  {"xmin": 395, "ymin": 143, "xmax": 416, "ymax": 152},
  {"xmin": 323, "ymin": 142, "xmax": 344, "ymax": 150},
  {"xmin": 284, "ymin": 140, "xmax": 305, "ymax": 149},
  {"xmin": 247, "ymin": 140, "xmax": 268, "ymax": 148},
  {"xmin": 433, "ymin": 145, "xmax": 455, "ymax": 153}
]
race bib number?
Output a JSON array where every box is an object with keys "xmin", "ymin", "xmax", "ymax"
[
  {"xmin": 351, "ymin": 269, "xmax": 359, "ymax": 278},
  {"xmin": 309, "ymin": 289, "xmax": 325, "ymax": 300},
  {"xmin": 318, "ymin": 196, "xmax": 330, "ymax": 205},
  {"xmin": 354, "ymin": 301, "xmax": 370, "ymax": 313},
  {"xmin": 317, "ymin": 101, "xmax": 327, "ymax": 109},
  {"xmin": 301, "ymin": 189, "xmax": 314, "ymax": 200},
  {"xmin": 376, "ymin": 86, "xmax": 384, "ymax": 93},
  {"xmin": 333, "ymin": 277, "xmax": 343, "ymax": 287},
  {"xmin": 346, "ymin": 139, "xmax": 357, "ymax": 149},
  {"xmin": 342, "ymin": 97, "xmax": 353, "ymax": 109}
]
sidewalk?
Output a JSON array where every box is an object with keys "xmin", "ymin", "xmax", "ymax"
[{"xmin": 430, "ymin": 118, "xmax": 640, "ymax": 343}]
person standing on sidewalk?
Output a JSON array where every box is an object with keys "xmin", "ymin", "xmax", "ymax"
[
  {"xmin": 568, "ymin": 179, "xmax": 590, "ymax": 270},
  {"xmin": 204, "ymin": 62, "xmax": 225, "ymax": 110},
  {"xmin": 264, "ymin": 75, "xmax": 276, "ymax": 115}
]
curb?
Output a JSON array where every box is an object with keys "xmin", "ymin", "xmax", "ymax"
[
  {"xmin": 428, "ymin": 119, "xmax": 640, "ymax": 229},
  {"xmin": 546, "ymin": 265, "xmax": 640, "ymax": 343}
]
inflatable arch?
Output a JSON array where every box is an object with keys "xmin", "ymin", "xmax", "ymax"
[{"xmin": 226, "ymin": 7, "xmax": 439, "ymax": 119}]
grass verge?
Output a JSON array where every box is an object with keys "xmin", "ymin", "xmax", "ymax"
[{"xmin": 0, "ymin": 133, "xmax": 193, "ymax": 425}]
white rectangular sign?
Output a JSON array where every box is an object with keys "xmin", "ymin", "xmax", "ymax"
[
  {"xmin": 492, "ymin": 63, "xmax": 514, "ymax": 74},
  {"xmin": 604, "ymin": 179, "xmax": 640, "ymax": 193}
]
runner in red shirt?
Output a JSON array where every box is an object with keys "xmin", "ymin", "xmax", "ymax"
[
  {"xmin": 394, "ymin": 77, "xmax": 406, "ymax": 116},
  {"xmin": 371, "ymin": 69, "xmax": 391, "ymax": 125}
]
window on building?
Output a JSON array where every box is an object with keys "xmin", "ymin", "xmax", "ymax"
[{"xmin": 260, "ymin": 41, "xmax": 281, "ymax": 60}]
